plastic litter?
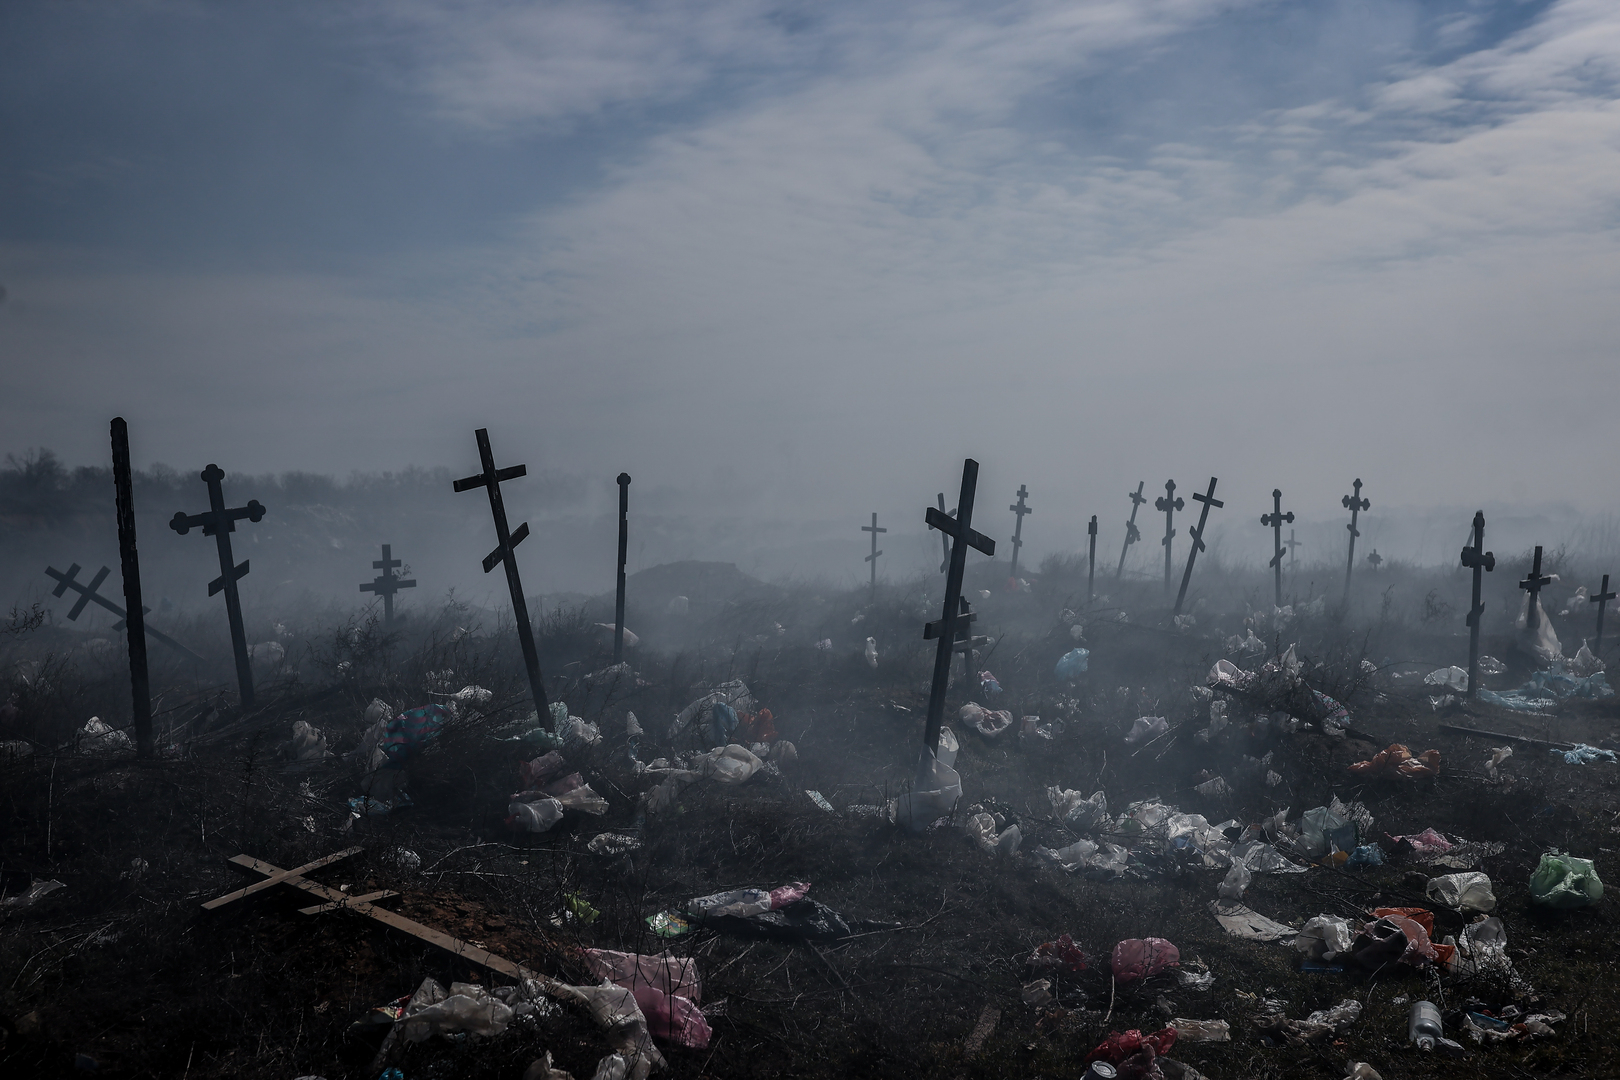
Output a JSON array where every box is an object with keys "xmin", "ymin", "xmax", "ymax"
[
  {"xmin": 1217, "ymin": 861, "xmax": 1250, "ymax": 900},
  {"xmin": 1553, "ymin": 743, "xmax": 1617, "ymax": 764},
  {"xmin": 1484, "ymin": 745, "xmax": 1513, "ymax": 779},
  {"xmin": 670, "ymin": 680, "xmax": 755, "ymax": 740},
  {"xmin": 1347, "ymin": 844, "xmax": 1384, "ymax": 867},
  {"xmin": 1055, "ymin": 648, "xmax": 1091, "ymax": 680},
  {"xmin": 508, "ymin": 799, "xmax": 564, "ymax": 833},
  {"xmin": 645, "ymin": 912, "xmax": 693, "ymax": 938},
  {"xmin": 398, "ymin": 978, "xmax": 514, "ymax": 1042},
  {"xmin": 77, "ymin": 717, "xmax": 134, "ymax": 755},
  {"xmin": 1299, "ymin": 805, "xmax": 1356, "ymax": 857},
  {"xmin": 1257, "ymin": 998, "xmax": 1361, "ymax": 1044},
  {"xmin": 561, "ymin": 981, "xmax": 667, "ymax": 1079},
  {"xmin": 1343, "ymin": 1064, "xmax": 1382, "ymax": 1080},
  {"xmin": 1427, "ymin": 872, "xmax": 1496, "ymax": 913},
  {"xmin": 2, "ymin": 878, "xmax": 65, "ymax": 909},
  {"xmin": 1348, "ymin": 743, "xmax": 1439, "ymax": 780},
  {"xmin": 1210, "ymin": 900, "xmax": 1296, "ymax": 942},
  {"xmin": 1086, "ymin": 1027, "xmax": 1177, "ymax": 1066},
  {"xmin": 978, "ymin": 671, "xmax": 1002, "ymax": 696},
  {"xmin": 806, "ymin": 790, "xmax": 835, "ymax": 812},
  {"xmin": 1528, "ymin": 850, "xmax": 1604, "ymax": 909},
  {"xmin": 890, "ymin": 749, "xmax": 961, "ymax": 832},
  {"xmin": 1408, "ymin": 1000, "xmax": 1442, "ymax": 1050},
  {"xmin": 1022, "ymin": 978, "xmax": 1053, "ymax": 1006},
  {"xmin": 1169, "ymin": 1019, "xmax": 1228, "ymax": 1043},
  {"xmin": 960, "ymin": 703, "xmax": 1014, "ymax": 738},
  {"xmin": 1424, "ymin": 666, "xmax": 1469, "ymax": 692},
  {"xmin": 1048, "ymin": 787, "xmax": 1109, "ymax": 831},
  {"xmin": 1295, "ymin": 915, "xmax": 1354, "ymax": 961},
  {"xmin": 1035, "ymin": 838, "xmax": 1132, "ymax": 877},
  {"xmin": 1124, "ymin": 716, "xmax": 1168, "ymax": 745},
  {"xmin": 583, "ymin": 949, "xmax": 709, "ymax": 1048},
  {"xmin": 687, "ymin": 882, "xmax": 810, "ymax": 920},
  {"xmin": 1174, "ymin": 966, "xmax": 1214, "ymax": 990},
  {"xmin": 588, "ymin": 833, "xmax": 643, "ymax": 856},
  {"xmin": 1352, "ymin": 908, "xmax": 1442, "ymax": 968},
  {"xmin": 966, "ymin": 812, "xmax": 1023, "ymax": 856},
  {"xmin": 1028, "ymin": 933, "xmax": 1090, "ymax": 972},
  {"xmin": 288, "ymin": 721, "xmax": 327, "ymax": 763},
  {"xmin": 1110, "ymin": 938, "xmax": 1179, "ymax": 983}
]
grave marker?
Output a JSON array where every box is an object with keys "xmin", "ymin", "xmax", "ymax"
[
  {"xmin": 168, "ymin": 464, "xmax": 265, "ymax": 707},
  {"xmin": 1174, "ymin": 477, "xmax": 1222, "ymax": 616},
  {"xmin": 1116, "ymin": 481, "xmax": 1146, "ymax": 579},
  {"xmin": 1460, "ymin": 510, "xmax": 1496, "ymax": 697},
  {"xmin": 1340, "ymin": 478, "xmax": 1369, "ymax": 609},
  {"xmin": 110, "ymin": 418, "xmax": 152, "ymax": 757},
  {"xmin": 358, "ymin": 544, "xmax": 416, "ymax": 626},
  {"xmin": 615, "ymin": 473, "xmax": 631, "ymax": 664},
  {"xmin": 1367, "ymin": 549, "xmax": 1383, "ymax": 570},
  {"xmin": 1286, "ymin": 528, "xmax": 1301, "ymax": 569},
  {"xmin": 1155, "ymin": 481, "xmax": 1183, "ymax": 596},
  {"xmin": 1087, "ymin": 515, "xmax": 1098, "ymax": 601},
  {"xmin": 44, "ymin": 563, "xmax": 203, "ymax": 662},
  {"xmin": 1260, "ymin": 488, "xmax": 1294, "ymax": 610},
  {"xmin": 1518, "ymin": 545, "xmax": 1552, "ymax": 632},
  {"xmin": 862, "ymin": 512, "xmax": 887, "ymax": 600},
  {"xmin": 1008, "ymin": 484, "xmax": 1032, "ymax": 582},
  {"xmin": 936, "ymin": 493, "xmax": 955, "ymax": 573},
  {"xmin": 921, "ymin": 459, "xmax": 995, "ymax": 778},
  {"xmin": 453, "ymin": 428, "xmax": 549, "ymax": 724},
  {"xmin": 1590, "ymin": 574, "xmax": 1615, "ymax": 656}
]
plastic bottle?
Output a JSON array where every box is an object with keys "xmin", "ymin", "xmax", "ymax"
[{"xmin": 1408, "ymin": 1000, "xmax": 1443, "ymax": 1050}]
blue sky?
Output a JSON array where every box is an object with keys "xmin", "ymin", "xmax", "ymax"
[{"xmin": 2, "ymin": 0, "xmax": 1618, "ymax": 548}]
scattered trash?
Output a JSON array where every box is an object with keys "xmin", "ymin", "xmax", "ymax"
[
  {"xmin": 1408, "ymin": 999, "xmax": 1443, "ymax": 1051},
  {"xmin": 890, "ymin": 748, "xmax": 962, "ymax": 832},
  {"xmin": 965, "ymin": 812, "xmax": 1022, "ymax": 856},
  {"xmin": 584, "ymin": 949, "xmax": 709, "ymax": 1048},
  {"xmin": 666, "ymin": 595, "xmax": 689, "ymax": 616},
  {"xmin": 805, "ymin": 790, "xmax": 835, "ymax": 812},
  {"xmin": 1347, "ymin": 844, "xmax": 1384, "ymax": 867},
  {"xmin": 1343, "ymin": 1064, "xmax": 1382, "ymax": 1080},
  {"xmin": 2, "ymin": 878, "xmax": 65, "ymax": 909},
  {"xmin": 1387, "ymin": 829, "xmax": 1503, "ymax": 869},
  {"xmin": 1049, "ymin": 787, "xmax": 1109, "ymax": 831},
  {"xmin": 1054, "ymin": 648, "xmax": 1092, "ymax": 683},
  {"xmin": 356, "ymin": 704, "xmax": 448, "ymax": 802},
  {"xmin": 978, "ymin": 671, "xmax": 1002, "ymax": 696},
  {"xmin": 76, "ymin": 717, "xmax": 134, "ymax": 755},
  {"xmin": 864, "ymin": 637, "xmax": 878, "ymax": 668},
  {"xmin": 1553, "ymin": 743, "xmax": 1617, "ymax": 765},
  {"xmin": 1217, "ymin": 861, "xmax": 1250, "ymax": 900},
  {"xmin": 1348, "ymin": 743, "xmax": 1440, "ymax": 780},
  {"xmin": 645, "ymin": 912, "xmax": 693, "ymax": 938},
  {"xmin": 1295, "ymin": 915, "xmax": 1354, "ymax": 961},
  {"xmin": 1256, "ymin": 998, "xmax": 1361, "ymax": 1044},
  {"xmin": 687, "ymin": 882, "xmax": 810, "ymax": 920},
  {"xmin": 587, "ymin": 833, "xmax": 643, "ymax": 856},
  {"xmin": 960, "ymin": 703, "xmax": 1014, "ymax": 738},
  {"xmin": 1210, "ymin": 899, "xmax": 1296, "ymax": 941},
  {"xmin": 1174, "ymin": 964, "xmax": 1214, "ymax": 990},
  {"xmin": 508, "ymin": 799, "xmax": 564, "ymax": 833},
  {"xmin": 1484, "ymin": 745, "xmax": 1513, "ymax": 779},
  {"xmin": 1110, "ymin": 937, "xmax": 1179, "ymax": 983},
  {"xmin": 1443, "ymin": 916, "xmax": 1524, "ymax": 989},
  {"xmin": 1086, "ymin": 1027, "xmax": 1177, "ymax": 1067},
  {"xmin": 1299, "ymin": 805, "xmax": 1356, "ymax": 857},
  {"xmin": 1528, "ymin": 850, "xmax": 1604, "ymax": 909},
  {"xmin": 1424, "ymin": 666, "xmax": 1469, "ymax": 692},
  {"xmin": 1352, "ymin": 908, "xmax": 1443, "ymax": 968},
  {"xmin": 670, "ymin": 680, "xmax": 755, "ymax": 740},
  {"xmin": 684, "ymin": 884, "xmax": 896, "ymax": 942},
  {"xmin": 1427, "ymin": 872, "xmax": 1496, "ymax": 913},
  {"xmin": 1022, "ymin": 978, "xmax": 1053, "ymax": 1006},
  {"xmin": 1169, "ymin": 1018, "xmax": 1228, "ymax": 1043},
  {"xmin": 1193, "ymin": 776, "xmax": 1229, "ymax": 798},
  {"xmin": 1124, "ymin": 716, "xmax": 1168, "ymax": 745},
  {"xmin": 1029, "ymin": 933, "xmax": 1090, "ymax": 972},
  {"xmin": 398, "ymin": 977, "xmax": 514, "ymax": 1042}
]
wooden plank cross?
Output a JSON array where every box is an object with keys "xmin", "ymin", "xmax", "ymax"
[
  {"xmin": 1116, "ymin": 481, "xmax": 1146, "ymax": 580},
  {"xmin": 453, "ymin": 428, "xmax": 549, "ymax": 725},
  {"xmin": 1155, "ymin": 480, "xmax": 1183, "ymax": 596},
  {"xmin": 615, "ymin": 473, "xmax": 631, "ymax": 664},
  {"xmin": 1518, "ymin": 545, "xmax": 1552, "ymax": 632},
  {"xmin": 1086, "ymin": 515, "xmax": 1098, "ymax": 601},
  {"xmin": 168, "ymin": 464, "xmax": 266, "ymax": 706},
  {"xmin": 110, "ymin": 418, "xmax": 153, "ymax": 757},
  {"xmin": 45, "ymin": 563, "xmax": 203, "ymax": 663},
  {"xmin": 1174, "ymin": 477, "xmax": 1222, "ymax": 616},
  {"xmin": 1590, "ymin": 573, "xmax": 1615, "ymax": 657},
  {"xmin": 1286, "ymin": 528, "xmax": 1301, "ymax": 570},
  {"xmin": 1460, "ymin": 510, "xmax": 1496, "ymax": 697},
  {"xmin": 1340, "ymin": 478, "xmax": 1369, "ymax": 609},
  {"xmin": 921, "ymin": 459, "xmax": 995, "ymax": 777},
  {"xmin": 1007, "ymin": 484, "xmax": 1032, "ymax": 582},
  {"xmin": 359, "ymin": 544, "xmax": 416, "ymax": 626},
  {"xmin": 1366, "ymin": 549, "xmax": 1383, "ymax": 570},
  {"xmin": 862, "ymin": 512, "xmax": 886, "ymax": 600},
  {"xmin": 1260, "ymin": 488, "xmax": 1294, "ymax": 610}
]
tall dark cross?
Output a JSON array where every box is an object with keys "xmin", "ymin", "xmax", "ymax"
[
  {"xmin": 1007, "ymin": 485, "xmax": 1032, "ymax": 581},
  {"xmin": 1116, "ymin": 481, "xmax": 1146, "ymax": 579},
  {"xmin": 1155, "ymin": 480, "xmax": 1183, "ymax": 596},
  {"xmin": 936, "ymin": 493, "xmax": 955, "ymax": 573},
  {"xmin": 920, "ymin": 459, "xmax": 995, "ymax": 780},
  {"xmin": 453, "ymin": 429, "xmax": 549, "ymax": 725},
  {"xmin": 1260, "ymin": 488, "xmax": 1295, "ymax": 610},
  {"xmin": 44, "ymin": 564, "xmax": 203, "ymax": 663},
  {"xmin": 1286, "ymin": 529, "xmax": 1301, "ymax": 569},
  {"xmin": 1590, "ymin": 574, "xmax": 1615, "ymax": 657},
  {"xmin": 1460, "ymin": 510, "xmax": 1496, "ymax": 697},
  {"xmin": 1086, "ymin": 515, "xmax": 1098, "ymax": 601},
  {"xmin": 359, "ymin": 544, "xmax": 416, "ymax": 626},
  {"xmin": 614, "ymin": 473, "xmax": 631, "ymax": 664},
  {"xmin": 862, "ymin": 512, "xmax": 887, "ymax": 600},
  {"xmin": 1174, "ymin": 477, "xmax": 1222, "ymax": 616},
  {"xmin": 1340, "ymin": 478, "xmax": 1370, "ymax": 608},
  {"xmin": 110, "ymin": 418, "xmax": 152, "ymax": 757},
  {"xmin": 169, "ymin": 465, "xmax": 266, "ymax": 707},
  {"xmin": 1518, "ymin": 545, "xmax": 1552, "ymax": 632}
]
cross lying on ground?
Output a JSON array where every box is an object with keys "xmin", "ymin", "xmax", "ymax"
[{"xmin": 44, "ymin": 563, "xmax": 204, "ymax": 662}]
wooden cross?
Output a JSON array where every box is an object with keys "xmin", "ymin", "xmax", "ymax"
[
  {"xmin": 1366, "ymin": 549, "xmax": 1383, "ymax": 570},
  {"xmin": 1591, "ymin": 573, "xmax": 1616, "ymax": 657},
  {"xmin": 45, "ymin": 563, "xmax": 203, "ymax": 663},
  {"xmin": 614, "ymin": 473, "xmax": 631, "ymax": 664},
  {"xmin": 1518, "ymin": 545, "xmax": 1552, "ymax": 632},
  {"xmin": 359, "ymin": 544, "xmax": 416, "ymax": 626},
  {"xmin": 1460, "ymin": 510, "xmax": 1496, "ymax": 697},
  {"xmin": 1007, "ymin": 485, "xmax": 1033, "ymax": 582},
  {"xmin": 1116, "ymin": 481, "xmax": 1146, "ymax": 580},
  {"xmin": 1086, "ymin": 515, "xmax": 1098, "ymax": 601},
  {"xmin": 921, "ymin": 459, "xmax": 995, "ymax": 778},
  {"xmin": 168, "ymin": 464, "xmax": 266, "ymax": 707},
  {"xmin": 936, "ymin": 493, "xmax": 955, "ymax": 573},
  {"xmin": 110, "ymin": 418, "xmax": 152, "ymax": 757},
  {"xmin": 1340, "ymin": 478, "xmax": 1369, "ymax": 609},
  {"xmin": 947, "ymin": 595, "xmax": 987, "ymax": 686},
  {"xmin": 1286, "ymin": 528, "xmax": 1301, "ymax": 569},
  {"xmin": 1260, "ymin": 488, "xmax": 1295, "ymax": 610},
  {"xmin": 1174, "ymin": 477, "xmax": 1222, "ymax": 616},
  {"xmin": 1155, "ymin": 481, "xmax": 1183, "ymax": 596},
  {"xmin": 453, "ymin": 429, "xmax": 549, "ymax": 725},
  {"xmin": 862, "ymin": 512, "xmax": 887, "ymax": 600}
]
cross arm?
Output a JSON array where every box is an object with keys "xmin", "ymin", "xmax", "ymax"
[
  {"xmin": 924, "ymin": 610, "xmax": 976, "ymax": 640},
  {"xmin": 453, "ymin": 463, "xmax": 526, "ymax": 492},
  {"xmin": 482, "ymin": 521, "xmax": 530, "ymax": 573},
  {"xmin": 925, "ymin": 506, "xmax": 995, "ymax": 556}
]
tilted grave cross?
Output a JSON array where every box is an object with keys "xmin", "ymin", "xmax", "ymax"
[
  {"xmin": 45, "ymin": 564, "xmax": 203, "ymax": 664},
  {"xmin": 1340, "ymin": 478, "xmax": 1369, "ymax": 609},
  {"xmin": 169, "ymin": 464, "xmax": 266, "ymax": 707},
  {"xmin": 863, "ymin": 512, "xmax": 887, "ymax": 600},
  {"xmin": 1174, "ymin": 477, "xmax": 1222, "ymax": 616},
  {"xmin": 1591, "ymin": 574, "xmax": 1615, "ymax": 657},
  {"xmin": 111, "ymin": 418, "xmax": 151, "ymax": 756},
  {"xmin": 1367, "ymin": 549, "xmax": 1383, "ymax": 570},
  {"xmin": 358, "ymin": 544, "xmax": 416, "ymax": 626},
  {"xmin": 615, "ymin": 473, "xmax": 631, "ymax": 664},
  {"xmin": 1518, "ymin": 545, "xmax": 1552, "ymax": 632},
  {"xmin": 1087, "ymin": 515, "xmax": 1098, "ymax": 601},
  {"xmin": 1286, "ymin": 528, "xmax": 1301, "ymax": 569},
  {"xmin": 1008, "ymin": 484, "xmax": 1032, "ymax": 582},
  {"xmin": 1116, "ymin": 481, "xmax": 1146, "ymax": 579},
  {"xmin": 453, "ymin": 428, "xmax": 549, "ymax": 725},
  {"xmin": 1260, "ymin": 488, "xmax": 1295, "ymax": 610},
  {"xmin": 1460, "ymin": 510, "xmax": 1496, "ymax": 697},
  {"xmin": 921, "ymin": 459, "xmax": 995, "ymax": 780},
  {"xmin": 1155, "ymin": 480, "xmax": 1184, "ymax": 596}
]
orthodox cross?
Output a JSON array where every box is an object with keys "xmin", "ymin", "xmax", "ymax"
[
  {"xmin": 921, "ymin": 459, "xmax": 995, "ymax": 780},
  {"xmin": 862, "ymin": 512, "xmax": 887, "ymax": 600},
  {"xmin": 358, "ymin": 544, "xmax": 416, "ymax": 626},
  {"xmin": 43, "ymin": 564, "xmax": 203, "ymax": 663},
  {"xmin": 1285, "ymin": 529, "xmax": 1301, "ymax": 570},
  {"xmin": 110, "ymin": 418, "xmax": 152, "ymax": 756},
  {"xmin": 169, "ymin": 464, "xmax": 265, "ymax": 707},
  {"xmin": 1155, "ymin": 480, "xmax": 1183, "ymax": 596},
  {"xmin": 614, "ymin": 473, "xmax": 631, "ymax": 664},
  {"xmin": 1366, "ymin": 549, "xmax": 1383, "ymax": 570},
  {"xmin": 453, "ymin": 428, "xmax": 549, "ymax": 724},
  {"xmin": 1460, "ymin": 511, "xmax": 1495, "ymax": 697},
  {"xmin": 1116, "ymin": 481, "xmax": 1146, "ymax": 579},
  {"xmin": 1087, "ymin": 515, "xmax": 1098, "ymax": 601},
  {"xmin": 1260, "ymin": 489, "xmax": 1294, "ymax": 610},
  {"xmin": 1518, "ymin": 545, "xmax": 1552, "ymax": 632},
  {"xmin": 1590, "ymin": 574, "xmax": 1615, "ymax": 657},
  {"xmin": 1008, "ymin": 484, "xmax": 1032, "ymax": 582},
  {"xmin": 1340, "ymin": 478, "xmax": 1369, "ymax": 609},
  {"xmin": 1174, "ymin": 477, "xmax": 1222, "ymax": 616}
]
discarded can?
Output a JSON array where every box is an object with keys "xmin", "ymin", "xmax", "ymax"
[
  {"xmin": 1082, "ymin": 1063, "xmax": 1118, "ymax": 1080},
  {"xmin": 1409, "ymin": 1000, "xmax": 1443, "ymax": 1050}
]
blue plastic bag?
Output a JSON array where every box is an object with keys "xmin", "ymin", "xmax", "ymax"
[{"xmin": 1055, "ymin": 648, "xmax": 1090, "ymax": 681}]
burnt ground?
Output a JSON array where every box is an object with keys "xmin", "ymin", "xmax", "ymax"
[{"xmin": 2, "ymin": 582, "xmax": 1619, "ymax": 1080}]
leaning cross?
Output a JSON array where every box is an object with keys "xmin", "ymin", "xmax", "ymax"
[
  {"xmin": 1008, "ymin": 484, "xmax": 1032, "ymax": 583},
  {"xmin": 1087, "ymin": 515, "xmax": 1098, "ymax": 601},
  {"xmin": 1590, "ymin": 574, "xmax": 1616, "ymax": 657},
  {"xmin": 44, "ymin": 563, "xmax": 203, "ymax": 663},
  {"xmin": 1518, "ymin": 545, "xmax": 1552, "ymax": 632},
  {"xmin": 1174, "ymin": 477, "xmax": 1222, "ymax": 616},
  {"xmin": 169, "ymin": 464, "xmax": 266, "ymax": 707},
  {"xmin": 1460, "ymin": 510, "xmax": 1496, "ymax": 697},
  {"xmin": 1155, "ymin": 480, "xmax": 1184, "ymax": 596},
  {"xmin": 358, "ymin": 544, "xmax": 416, "ymax": 626},
  {"xmin": 863, "ymin": 512, "xmax": 887, "ymax": 600},
  {"xmin": 921, "ymin": 459, "xmax": 995, "ymax": 779},
  {"xmin": 1260, "ymin": 488, "xmax": 1295, "ymax": 610},
  {"xmin": 1286, "ymin": 529, "xmax": 1301, "ymax": 569},
  {"xmin": 1116, "ymin": 481, "xmax": 1146, "ymax": 580},
  {"xmin": 454, "ymin": 428, "xmax": 550, "ymax": 725},
  {"xmin": 1340, "ymin": 478, "xmax": 1370, "ymax": 609}
]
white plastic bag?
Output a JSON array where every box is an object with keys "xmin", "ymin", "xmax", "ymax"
[
  {"xmin": 1124, "ymin": 716, "xmax": 1168, "ymax": 744},
  {"xmin": 1294, "ymin": 915, "xmax": 1354, "ymax": 960},
  {"xmin": 890, "ymin": 751, "xmax": 961, "ymax": 832},
  {"xmin": 1427, "ymin": 872, "xmax": 1496, "ymax": 913},
  {"xmin": 77, "ymin": 717, "xmax": 134, "ymax": 755},
  {"xmin": 400, "ymin": 979, "xmax": 514, "ymax": 1042},
  {"xmin": 510, "ymin": 799, "xmax": 564, "ymax": 833}
]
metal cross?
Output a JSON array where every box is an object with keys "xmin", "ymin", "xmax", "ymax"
[
  {"xmin": 358, "ymin": 544, "xmax": 416, "ymax": 626},
  {"xmin": 1260, "ymin": 488, "xmax": 1295, "ymax": 610},
  {"xmin": 453, "ymin": 428, "xmax": 549, "ymax": 725},
  {"xmin": 863, "ymin": 512, "xmax": 887, "ymax": 600},
  {"xmin": 1087, "ymin": 515, "xmax": 1098, "ymax": 601},
  {"xmin": 1460, "ymin": 510, "xmax": 1495, "ymax": 697},
  {"xmin": 614, "ymin": 473, "xmax": 631, "ymax": 664},
  {"xmin": 1518, "ymin": 545, "xmax": 1552, "ymax": 632},
  {"xmin": 920, "ymin": 459, "xmax": 995, "ymax": 779},
  {"xmin": 1340, "ymin": 478, "xmax": 1369, "ymax": 609},
  {"xmin": 110, "ymin": 418, "xmax": 152, "ymax": 756},
  {"xmin": 169, "ymin": 464, "xmax": 266, "ymax": 707},
  {"xmin": 1174, "ymin": 477, "xmax": 1222, "ymax": 616},
  {"xmin": 1591, "ymin": 573, "xmax": 1616, "ymax": 657},
  {"xmin": 1116, "ymin": 481, "xmax": 1146, "ymax": 580},
  {"xmin": 45, "ymin": 563, "xmax": 203, "ymax": 663},
  {"xmin": 1008, "ymin": 484, "xmax": 1032, "ymax": 582},
  {"xmin": 1155, "ymin": 480, "xmax": 1183, "ymax": 596}
]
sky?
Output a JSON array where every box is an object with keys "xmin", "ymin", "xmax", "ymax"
[{"xmin": 3, "ymin": 0, "xmax": 1619, "ymax": 575}]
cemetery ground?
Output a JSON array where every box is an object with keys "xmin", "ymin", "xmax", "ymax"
[{"xmin": 2, "ymin": 557, "xmax": 1618, "ymax": 1080}]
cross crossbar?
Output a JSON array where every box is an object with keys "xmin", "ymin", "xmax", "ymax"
[
  {"xmin": 1518, "ymin": 545, "xmax": 1552, "ymax": 631},
  {"xmin": 1593, "ymin": 573, "xmax": 1615, "ymax": 656},
  {"xmin": 1174, "ymin": 477, "xmax": 1221, "ymax": 615},
  {"xmin": 926, "ymin": 505, "xmax": 994, "ymax": 556}
]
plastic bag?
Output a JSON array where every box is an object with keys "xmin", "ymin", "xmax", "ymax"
[
  {"xmin": 1028, "ymin": 933, "xmax": 1090, "ymax": 972},
  {"xmin": 1048, "ymin": 787, "xmax": 1108, "ymax": 831},
  {"xmin": 1424, "ymin": 666, "xmax": 1469, "ymax": 692},
  {"xmin": 1217, "ymin": 861, "xmax": 1250, "ymax": 900},
  {"xmin": 1055, "ymin": 648, "xmax": 1090, "ymax": 681},
  {"xmin": 1295, "ymin": 916, "xmax": 1354, "ymax": 961},
  {"xmin": 509, "ymin": 799, "xmax": 564, "ymax": 833},
  {"xmin": 400, "ymin": 979, "xmax": 514, "ymax": 1042},
  {"xmin": 1427, "ymin": 872, "xmax": 1496, "ymax": 913},
  {"xmin": 965, "ymin": 813, "xmax": 1022, "ymax": 856},
  {"xmin": 583, "ymin": 950, "xmax": 709, "ymax": 1048},
  {"xmin": 890, "ymin": 751, "xmax": 961, "ymax": 832},
  {"xmin": 1348, "ymin": 743, "xmax": 1440, "ymax": 780},
  {"xmin": 1124, "ymin": 716, "xmax": 1168, "ymax": 745},
  {"xmin": 1170, "ymin": 1018, "xmax": 1229, "ymax": 1043},
  {"xmin": 77, "ymin": 716, "xmax": 134, "ymax": 755},
  {"xmin": 1299, "ymin": 806, "xmax": 1355, "ymax": 857},
  {"xmin": 1528, "ymin": 851, "xmax": 1604, "ymax": 909},
  {"xmin": 692, "ymin": 744, "xmax": 764, "ymax": 784},
  {"xmin": 1111, "ymin": 938, "xmax": 1179, "ymax": 983}
]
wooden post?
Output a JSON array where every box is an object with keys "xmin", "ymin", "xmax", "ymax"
[
  {"xmin": 169, "ymin": 465, "xmax": 266, "ymax": 707},
  {"xmin": 921, "ymin": 460, "xmax": 995, "ymax": 778},
  {"xmin": 615, "ymin": 473, "xmax": 631, "ymax": 664},
  {"xmin": 1260, "ymin": 488, "xmax": 1294, "ymax": 610},
  {"xmin": 1008, "ymin": 485, "xmax": 1032, "ymax": 582},
  {"xmin": 1116, "ymin": 481, "xmax": 1146, "ymax": 579},
  {"xmin": 1174, "ymin": 477, "xmax": 1222, "ymax": 616},
  {"xmin": 1518, "ymin": 545, "xmax": 1552, "ymax": 631},
  {"xmin": 1460, "ymin": 510, "xmax": 1495, "ymax": 697},
  {"xmin": 110, "ymin": 419, "xmax": 152, "ymax": 758}
]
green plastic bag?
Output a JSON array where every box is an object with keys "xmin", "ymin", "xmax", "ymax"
[{"xmin": 1529, "ymin": 851, "xmax": 1604, "ymax": 909}]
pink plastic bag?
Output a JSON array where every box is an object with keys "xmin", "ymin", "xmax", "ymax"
[
  {"xmin": 519, "ymin": 752, "xmax": 568, "ymax": 788},
  {"xmin": 584, "ymin": 950, "xmax": 711, "ymax": 1048},
  {"xmin": 1110, "ymin": 938, "xmax": 1180, "ymax": 984},
  {"xmin": 768, "ymin": 882, "xmax": 812, "ymax": 908}
]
